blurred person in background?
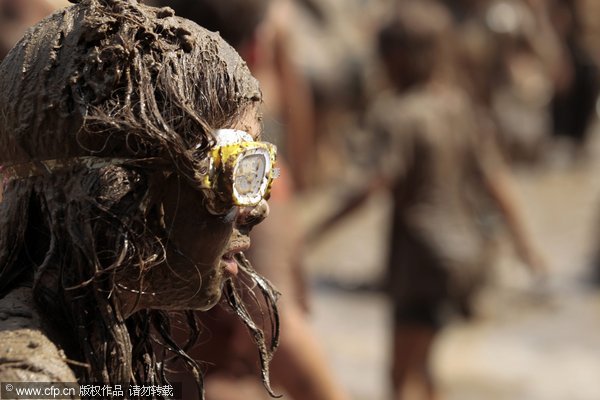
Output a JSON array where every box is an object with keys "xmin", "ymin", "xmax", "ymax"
[
  {"xmin": 146, "ymin": 0, "xmax": 349, "ymax": 399},
  {"xmin": 314, "ymin": 1, "xmax": 547, "ymax": 399},
  {"xmin": 547, "ymin": 0, "xmax": 599, "ymax": 158},
  {"xmin": 442, "ymin": 0, "xmax": 572, "ymax": 165},
  {"xmin": 281, "ymin": 0, "xmax": 390, "ymax": 188}
]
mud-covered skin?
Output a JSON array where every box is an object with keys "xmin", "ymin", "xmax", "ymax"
[{"xmin": 0, "ymin": 288, "xmax": 76, "ymax": 385}]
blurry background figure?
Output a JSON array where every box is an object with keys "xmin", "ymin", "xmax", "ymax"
[
  {"xmin": 312, "ymin": 1, "xmax": 546, "ymax": 399},
  {"xmin": 0, "ymin": 0, "xmax": 70, "ymax": 59},
  {"xmin": 547, "ymin": 0, "xmax": 599, "ymax": 160},
  {"xmin": 145, "ymin": 0, "xmax": 349, "ymax": 399},
  {"xmin": 275, "ymin": 0, "xmax": 386, "ymax": 188},
  {"xmin": 441, "ymin": 0, "xmax": 572, "ymax": 165},
  {"xmin": 560, "ymin": 0, "xmax": 600, "ymax": 288},
  {"xmin": 485, "ymin": 0, "xmax": 561, "ymax": 164}
]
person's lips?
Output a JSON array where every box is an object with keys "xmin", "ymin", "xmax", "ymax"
[{"xmin": 221, "ymin": 236, "xmax": 250, "ymax": 276}]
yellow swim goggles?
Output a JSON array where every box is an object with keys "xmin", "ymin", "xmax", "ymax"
[
  {"xmin": 192, "ymin": 129, "xmax": 278, "ymax": 215},
  {"xmin": 0, "ymin": 129, "xmax": 278, "ymax": 216}
]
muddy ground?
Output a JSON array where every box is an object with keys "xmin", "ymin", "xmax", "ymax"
[{"xmin": 300, "ymin": 125, "xmax": 600, "ymax": 400}]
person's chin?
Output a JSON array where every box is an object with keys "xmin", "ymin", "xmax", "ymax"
[{"xmin": 194, "ymin": 275, "xmax": 228, "ymax": 311}]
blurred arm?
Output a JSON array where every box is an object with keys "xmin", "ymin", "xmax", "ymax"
[{"xmin": 482, "ymin": 162, "xmax": 547, "ymax": 277}]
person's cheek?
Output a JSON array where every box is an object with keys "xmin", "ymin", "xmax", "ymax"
[{"xmin": 191, "ymin": 215, "xmax": 234, "ymax": 260}]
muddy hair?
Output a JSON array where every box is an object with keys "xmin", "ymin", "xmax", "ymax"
[{"xmin": 0, "ymin": 0, "xmax": 278, "ymax": 398}]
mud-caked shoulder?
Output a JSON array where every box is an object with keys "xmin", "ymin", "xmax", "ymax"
[
  {"xmin": 0, "ymin": 287, "xmax": 41, "ymax": 331},
  {"xmin": 0, "ymin": 288, "xmax": 77, "ymax": 383}
]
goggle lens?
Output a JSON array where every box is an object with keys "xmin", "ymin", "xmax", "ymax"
[{"xmin": 234, "ymin": 153, "xmax": 267, "ymax": 197}]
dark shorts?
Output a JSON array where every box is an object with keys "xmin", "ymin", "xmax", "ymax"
[{"xmin": 387, "ymin": 225, "xmax": 479, "ymax": 329}]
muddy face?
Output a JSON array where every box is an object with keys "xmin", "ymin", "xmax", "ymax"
[
  {"xmin": 115, "ymin": 109, "xmax": 269, "ymax": 315},
  {"xmin": 123, "ymin": 177, "xmax": 237, "ymax": 312}
]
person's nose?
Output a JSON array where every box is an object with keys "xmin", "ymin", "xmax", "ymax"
[{"xmin": 235, "ymin": 199, "xmax": 269, "ymax": 232}]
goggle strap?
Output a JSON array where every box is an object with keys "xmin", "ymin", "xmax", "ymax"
[{"xmin": 0, "ymin": 156, "xmax": 164, "ymax": 180}]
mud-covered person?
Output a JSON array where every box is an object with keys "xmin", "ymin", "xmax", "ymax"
[
  {"xmin": 374, "ymin": 2, "xmax": 548, "ymax": 399},
  {"xmin": 315, "ymin": 1, "xmax": 547, "ymax": 399},
  {"xmin": 0, "ymin": 0, "xmax": 280, "ymax": 398}
]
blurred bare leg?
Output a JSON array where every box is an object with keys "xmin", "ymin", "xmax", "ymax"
[{"xmin": 391, "ymin": 325, "xmax": 439, "ymax": 400}]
